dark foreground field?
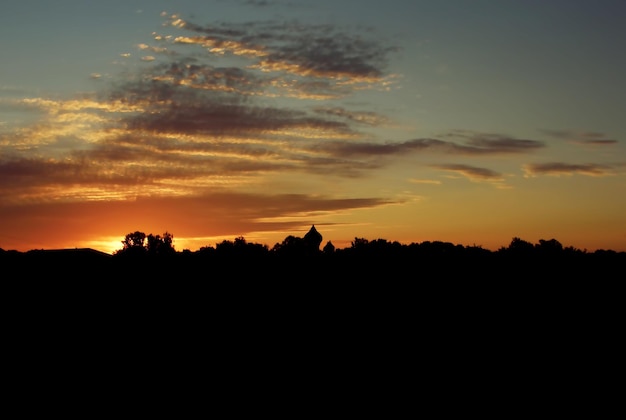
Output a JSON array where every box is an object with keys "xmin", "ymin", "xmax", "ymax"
[{"xmin": 2, "ymin": 245, "xmax": 621, "ymax": 392}]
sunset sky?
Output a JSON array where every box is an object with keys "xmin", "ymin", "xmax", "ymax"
[{"xmin": 1, "ymin": 0, "xmax": 625, "ymax": 254}]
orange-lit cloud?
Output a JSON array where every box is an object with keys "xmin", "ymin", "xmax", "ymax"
[
  {"xmin": 409, "ymin": 179, "xmax": 442, "ymax": 185},
  {"xmin": 430, "ymin": 163, "xmax": 504, "ymax": 181}
]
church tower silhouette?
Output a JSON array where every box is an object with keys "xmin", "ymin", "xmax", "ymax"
[{"xmin": 303, "ymin": 224, "xmax": 323, "ymax": 251}]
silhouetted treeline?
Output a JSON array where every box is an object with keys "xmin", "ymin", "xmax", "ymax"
[{"xmin": 1, "ymin": 229, "xmax": 624, "ymax": 279}]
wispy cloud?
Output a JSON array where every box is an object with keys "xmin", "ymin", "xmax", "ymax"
[
  {"xmin": 312, "ymin": 107, "xmax": 391, "ymax": 126},
  {"xmin": 244, "ymin": 0, "xmax": 287, "ymax": 7},
  {"xmin": 540, "ymin": 129, "xmax": 619, "ymax": 145},
  {"xmin": 523, "ymin": 162, "xmax": 616, "ymax": 177},
  {"xmin": 313, "ymin": 135, "xmax": 544, "ymax": 158},
  {"xmin": 442, "ymin": 130, "xmax": 545, "ymax": 153},
  {"xmin": 430, "ymin": 163, "xmax": 503, "ymax": 181},
  {"xmin": 409, "ymin": 178, "xmax": 442, "ymax": 185}
]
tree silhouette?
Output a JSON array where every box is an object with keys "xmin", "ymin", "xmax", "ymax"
[
  {"xmin": 146, "ymin": 231, "xmax": 175, "ymax": 256},
  {"xmin": 11, "ymin": 226, "xmax": 615, "ymax": 280},
  {"xmin": 115, "ymin": 231, "xmax": 175, "ymax": 257},
  {"xmin": 536, "ymin": 238, "xmax": 563, "ymax": 256},
  {"xmin": 271, "ymin": 235, "xmax": 306, "ymax": 257},
  {"xmin": 122, "ymin": 231, "xmax": 146, "ymax": 249},
  {"xmin": 116, "ymin": 231, "xmax": 147, "ymax": 257},
  {"xmin": 504, "ymin": 237, "xmax": 535, "ymax": 256}
]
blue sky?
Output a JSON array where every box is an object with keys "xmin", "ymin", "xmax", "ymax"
[{"xmin": 1, "ymin": 0, "xmax": 625, "ymax": 253}]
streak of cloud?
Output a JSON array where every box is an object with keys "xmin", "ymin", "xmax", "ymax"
[
  {"xmin": 523, "ymin": 162, "xmax": 615, "ymax": 177},
  {"xmin": 409, "ymin": 179, "xmax": 442, "ymax": 185},
  {"xmin": 314, "ymin": 135, "xmax": 544, "ymax": 158},
  {"xmin": 430, "ymin": 164, "xmax": 504, "ymax": 181},
  {"xmin": 540, "ymin": 129, "xmax": 619, "ymax": 145},
  {"xmin": 313, "ymin": 107, "xmax": 391, "ymax": 126}
]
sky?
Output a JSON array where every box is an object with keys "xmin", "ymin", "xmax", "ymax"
[{"xmin": 1, "ymin": 0, "xmax": 625, "ymax": 254}]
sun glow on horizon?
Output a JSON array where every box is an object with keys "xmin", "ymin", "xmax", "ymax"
[{"xmin": 82, "ymin": 238, "xmax": 124, "ymax": 255}]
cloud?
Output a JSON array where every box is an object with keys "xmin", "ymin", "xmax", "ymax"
[
  {"xmin": 93, "ymin": 13, "xmax": 400, "ymax": 146},
  {"xmin": 540, "ymin": 129, "xmax": 619, "ymax": 145},
  {"xmin": 313, "ymin": 135, "xmax": 544, "ymax": 158},
  {"xmin": 409, "ymin": 179, "xmax": 442, "ymax": 185},
  {"xmin": 582, "ymin": 139, "xmax": 619, "ymax": 145},
  {"xmin": 313, "ymin": 107, "xmax": 390, "ymax": 126},
  {"xmin": 162, "ymin": 15, "xmax": 398, "ymax": 87},
  {"xmin": 244, "ymin": 0, "xmax": 277, "ymax": 6},
  {"xmin": 110, "ymin": 83, "xmax": 355, "ymax": 138},
  {"xmin": 137, "ymin": 43, "xmax": 173, "ymax": 56},
  {"xmin": 523, "ymin": 162, "xmax": 615, "ymax": 177},
  {"xmin": 430, "ymin": 164, "xmax": 504, "ymax": 181},
  {"xmin": 442, "ymin": 130, "xmax": 545, "ymax": 153}
]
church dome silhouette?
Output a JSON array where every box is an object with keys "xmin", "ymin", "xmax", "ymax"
[{"xmin": 303, "ymin": 224, "xmax": 323, "ymax": 251}]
